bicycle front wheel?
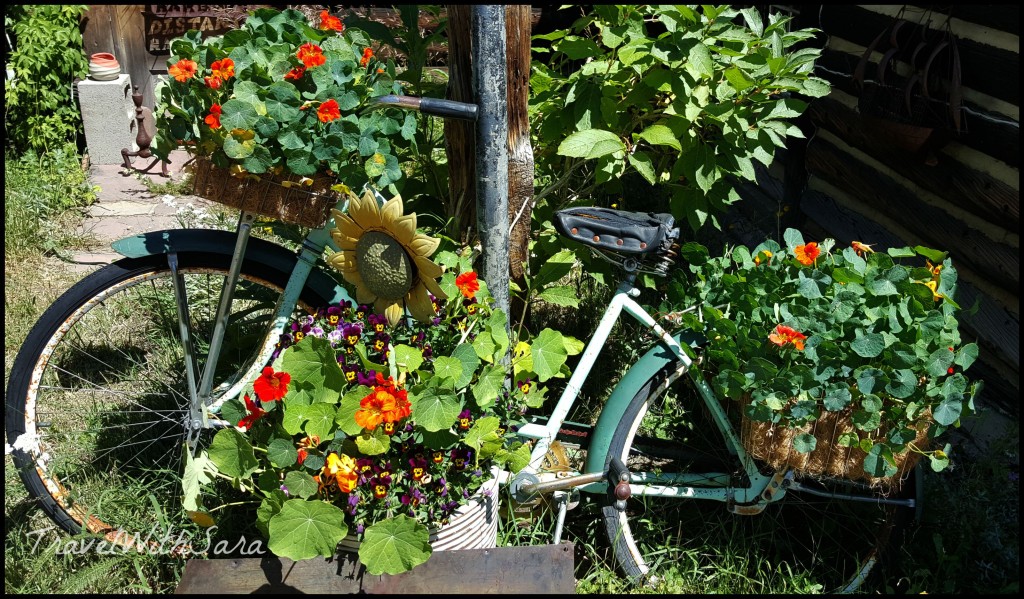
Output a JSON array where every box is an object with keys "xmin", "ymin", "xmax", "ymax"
[
  {"xmin": 5, "ymin": 252, "xmax": 327, "ymax": 540},
  {"xmin": 600, "ymin": 361, "xmax": 919, "ymax": 593}
]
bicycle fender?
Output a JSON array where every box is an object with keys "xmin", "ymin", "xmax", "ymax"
[
  {"xmin": 583, "ymin": 330, "xmax": 704, "ymax": 477},
  {"xmin": 111, "ymin": 229, "xmax": 353, "ymax": 305}
]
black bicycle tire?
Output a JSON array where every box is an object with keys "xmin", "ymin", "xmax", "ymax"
[
  {"xmin": 599, "ymin": 359, "xmax": 919, "ymax": 592},
  {"xmin": 5, "ymin": 252, "xmax": 329, "ymax": 537}
]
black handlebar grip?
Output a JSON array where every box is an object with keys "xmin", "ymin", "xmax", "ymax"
[{"xmin": 375, "ymin": 95, "xmax": 478, "ymax": 121}]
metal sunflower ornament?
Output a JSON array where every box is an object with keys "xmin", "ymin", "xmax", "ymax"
[{"xmin": 329, "ymin": 191, "xmax": 447, "ymax": 326}]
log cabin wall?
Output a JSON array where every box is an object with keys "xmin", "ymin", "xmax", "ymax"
[{"xmin": 796, "ymin": 5, "xmax": 1019, "ymax": 413}]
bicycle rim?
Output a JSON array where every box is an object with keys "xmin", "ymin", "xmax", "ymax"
[
  {"xmin": 601, "ymin": 363, "xmax": 918, "ymax": 593},
  {"xmin": 5, "ymin": 254, "xmax": 320, "ymax": 541}
]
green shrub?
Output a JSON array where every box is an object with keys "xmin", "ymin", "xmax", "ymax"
[{"xmin": 4, "ymin": 5, "xmax": 90, "ymax": 155}]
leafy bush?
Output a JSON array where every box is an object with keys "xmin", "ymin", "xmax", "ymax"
[{"xmin": 4, "ymin": 5, "xmax": 89, "ymax": 155}]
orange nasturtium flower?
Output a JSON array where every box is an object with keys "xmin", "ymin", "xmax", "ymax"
[
  {"xmin": 284, "ymin": 65, "xmax": 306, "ymax": 81},
  {"xmin": 210, "ymin": 57, "xmax": 235, "ymax": 81},
  {"xmin": 851, "ymin": 241, "xmax": 875, "ymax": 257},
  {"xmin": 354, "ymin": 372, "xmax": 412, "ymax": 430},
  {"xmin": 204, "ymin": 104, "xmax": 222, "ymax": 129},
  {"xmin": 768, "ymin": 324, "xmax": 807, "ymax": 351},
  {"xmin": 296, "ymin": 42, "xmax": 326, "ymax": 68},
  {"xmin": 319, "ymin": 10, "xmax": 344, "ymax": 32},
  {"xmin": 324, "ymin": 453, "xmax": 358, "ymax": 493},
  {"xmin": 253, "ymin": 366, "xmax": 291, "ymax": 402},
  {"xmin": 203, "ymin": 76, "xmax": 222, "ymax": 90},
  {"xmin": 360, "ymin": 47, "xmax": 374, "ymax": 67},
  {"xmin": 168, "ymin": 59, "xmax": 197, "ymax": 82},
  {"xmin": 236, "ymin": 393, "xmax": 266, "ymax": 432},
  {"xmin": 317, "ymin": 98, "xmax": 341, "ymax": 123},
  {"xmin": 456, "ymin": 271, "xmax": 480, "ymax": 299},
  {"xmin": 794, "ymin": 242, "xmax": 820, "ymax": 266}
]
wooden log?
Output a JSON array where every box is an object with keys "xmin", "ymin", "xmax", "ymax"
[
  {"xmin": 174, "ymin": 544, "xmax": 575, "ymax": 594},
  {"xmin": 805, "ymin": 135, "xmax": 1019, "ymax": 295},
  {"xmin": 807, "ymin": 96, "xmax": 1019, "ymax": 229}
]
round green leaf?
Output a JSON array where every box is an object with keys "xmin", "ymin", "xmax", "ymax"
[
  {"xmin": 283, "ymin": 470, "xmax": 318, "ymax": 499},
  {"xmin": 409, "ymin": 387, "xmax": 462, "ymax": 432},
  {"xmin": 792, "ymin": 433, "xmax": 817, "ymax": 454},
  {"xmin": 268, "ymin": 499, "xmax": 348, "ymax": 560},
  {"xmin": 208, "ymin": 428, "xmax": 258, "ymax": 478},
  {"xmin": 851, "ymin": 333, "xmax": 884, "ymax": 358},
  {"xmin": 862, "ymin": 444, "xmax": 897, "ymax": 478},
  {"xmin": 268, "ymin": 437, "xmax": 298, "ymax": 468},
  {"xmin": 359, "ymin": 515, "xmax": 432, "ymax": 576},
  {"xmin": 530, "ymin": 329, "xmax": 569, "ymax": 382}
]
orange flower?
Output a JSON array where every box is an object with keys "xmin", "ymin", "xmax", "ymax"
[
  {"xmin": 252, "ymin": 365, "xmax": 291, "ymax": 402},
  {"xmin": 456, "ymin": 271, "xmax": 480, "ymax": 299},
  {"xmin": 754, "ymin": 250, "xmax": 773, "ymax": 266},
  {"xmin": 354, "ymin": 372, "xmax": 411, "ymax": 430},
  {"xmin": 324, "ymin": 453, "xmax": 358, "ymax": 493},
  {"xmin": 204, "ymin": 103, "xmax": 222, "ymax": 129},
  {"xmin": 168, "ymin": 58, "xmax": 197, "ymax": 82},
  {"xmin": 284, "ymin": 65, "xmax": 306, "ymax": 81},
  {"xmin": 297, "ymin": 43, "xmax": 326, "ymax": 68},
  {"xmin": 851, "ymin": 241, "xmax": 875, "ymax": 257},
  {"xmin": 376, "ymin": 67, "xmax": 385, "ymax": 74},
  {"xmin": 768, "ymin": 324, "xmax": 807, "ymax": 351},
  {"xmin": 210, "ymin": 57, "xmax": 235, "ymax": 81},
  {"xmin": 317, "ymin": 98, "xmax": 341, "ymax": 123},
  {"xmin": 203, "ymin": 76, "xmax": 222, "ymax": 90},
  {"xmin": 360, "ymin": 47, "xmax": 374, "ymax": 67},
  {"xmin": 794, "ymin": 242, "xmax": 820, "ymax": 266},
  {"xmin": 319, "ymin": 10, "xmax": 344, "ymax": 32}
]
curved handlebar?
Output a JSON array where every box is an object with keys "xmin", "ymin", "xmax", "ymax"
[{"xmin": 374, "ymin": 95, "xmax": 478, "ymax": 122}]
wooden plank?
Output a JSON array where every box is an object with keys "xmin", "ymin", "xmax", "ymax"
[
  {"xmin": 820, "ymin": 5, "xmax": 1020, "ymax": 106},
  {"xmin": 807, "ymin": 96, "xmax": 1020, "ymax": 229},
  {"xmin": 114, "ymin": 6, "xmax": 157, "ymax": 109},
  {"xmin": 175, "ymin": 544, "xmax": 575, "ymax": 594},
  {"xmin": 805, "ymin": 135, "xmax": 1019, "ymax": 294}
]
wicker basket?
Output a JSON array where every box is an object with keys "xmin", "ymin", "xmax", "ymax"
[
  {"xmin": 188, "ymin": 156, "xmax": 339, "ymax": 228},
  {"xmin": 740, "ymin": 395, "xmax": 928, "ymax": 488}
]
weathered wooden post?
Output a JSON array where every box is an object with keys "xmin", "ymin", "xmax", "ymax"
[{"xmin": 471, "ymin": 4, "xmax": 510, "ymax": 320}]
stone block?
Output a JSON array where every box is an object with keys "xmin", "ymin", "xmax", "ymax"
[{"xmin": 77, "ymin": 74, "xmax": 138, "ymax": 165}]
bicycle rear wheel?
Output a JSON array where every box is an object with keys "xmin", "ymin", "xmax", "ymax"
[
  {"xmin": 5, "ymin": 252, "xmax": 327, "ymax": 540},
  {"xmin": 600, "ymin": 361, "xmax": 919, "ymax": 593}
]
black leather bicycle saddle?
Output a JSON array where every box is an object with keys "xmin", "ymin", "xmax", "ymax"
[{"xmin": 554, "ymin": 206, "xmax": 678, "ymax": 256}]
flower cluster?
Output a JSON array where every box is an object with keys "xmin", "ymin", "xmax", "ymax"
[
  {"xmin": 153, "ymin": 8, "xmax": 413, "ymax": 189},
  {"xmin": 665, "ymin": 229, "xmax": 981, "ymax": 478}
]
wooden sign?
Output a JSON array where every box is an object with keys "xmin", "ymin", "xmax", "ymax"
[{"xmin": 143, "ymin": 5, "xmax": 255, "ymax": 55}]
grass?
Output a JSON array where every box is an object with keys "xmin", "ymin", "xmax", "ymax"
[{"xmin": 4, "ymin": 147, "xmax": 1019, "ymax": 594}]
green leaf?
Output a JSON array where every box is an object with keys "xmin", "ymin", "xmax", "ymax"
[
  {"xmin": 496, "ymin": 442, "xmax": 532, "ymax": 474},
  {"xmin": 268, "ymin": 499, "xmax": 348, "ymax": 560},
  {"xmin": 472, "ymin": 365, "xmax": 506, "ymax": 407},
  {"xmin": 686, "ymin": 42, "xmax": 714, "ymax": 79},
  {"xmin": 885, "ymin": 369, "xmax": 917, "ymax": 399},
  {"xmin": 220, "ymin": 99, "xmax": 260, "ymax": 131},
  {"xmin": 359, "ymin": 515, "xmax": 432, "ymax": 576},
  {"xmin": 182, "ymin": 450, "xmax": 216, "ymax": 512},
  {"xmin": 283, "ymin": 470, "xmax": 318, "ymax": 499},
  {"xmin": 473, "ymin": 332, "xmax": 497, "ymax": 363},
  {"xmin": 792, "ymin": 433, "xmax": 817, "ymax": 454},
  {"xmin": 336, "ymin": 386, "xmax": 370, "ymax": 436},
  {"xmin": 534, "ymin": 249, "xmax": 576, "ymax": 288},
  {"xmin": 208, "ymin": 428, "xmax": 258, "ymax": 478},
  {"xmin": 926, "ymin": 347, "xmax": 956, "ymax": 377},
  {"xmin": 409, "ymin": 387, "xmax": 462, "ymax": 432},
  {"xmin": 530, "ymin": 329, "xmax": 569, "ymax": 382},
  {"xmin": 953, "ymin": 343, "xmax": 978, "ymax": 370},
  {"xmin": 451, "ymin": 343, "xmax": 480, "ymax": 389},
  {"xmin": 636, "ymin": 124, "xmax": 682, "ymax": 153},
  {"xmin": 862, "ymin": 444, "xmax": 898, "ymax": 478},
  {"xmin": 851, "ymin": 334, "xmax": 884, "ymax": 358},
  {"xmin": 267, "ymin": 437, "xmax": 299, "ymax": 468},
  {"xmin": 556, "ymin": 129, "xmax": 626, "ymax": 159},
  {"xmin": 355, "ymin": 425, "xmax": 390, "ymax": 455},
  {"xmin": 538, "ymin": 285, "xmax": 580, "ymax": 308},
  {"xmin": 433, "ymin": 356, "xmax": 462, "ymax": 383},
  {"xmin": 463, "ymin": 416, "xmax": 503, "ymax": 459},
  {"xmin": 282, "ymin": 401, "xmax": 310, "ymax": 436},
  {"xmin": 303, "ymin": 403, "xmax": 337, "ymax": 441},
  {"xmin": 933, "ymin": 396, "xmax": 963, "ymax": 426},
  {"xmin": 393, "ymin": 344, "xmax": 424, "ymax": 374},
  {"xmin": 628, "ymin": 151, "xmax": 657, "ymax": 185}
]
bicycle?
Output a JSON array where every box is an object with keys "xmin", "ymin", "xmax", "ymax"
[{"xmin": 5, "ymin": 96, "xmax": 918, "ymax": 593}]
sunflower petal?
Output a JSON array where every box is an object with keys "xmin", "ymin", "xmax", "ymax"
[
  {"xmin": 345, "ymin": 269, "xmax": 377, "ymax": 304},
  {"xmin": 391, "ymin": 215, "xmax": 417, "ymax": 246},
  {"xmin": 406, "ymin": 284, "xmax": 434, "ymax": 322},
  {"xmin": 410, "ymin": 234, "xmax": 440, "ymax": 259},
  {"xmin": 422, "ymin": 275, "xmax": 447, "ymax": 300},
  {"xmin": 335, "ymin": 216, "xmax": 365, "ymax": 243},
  {"xmin": 413, "ymin": 255, "xmax": 443, "ymax": 280},
  {"xmin": 380, "ymin": 194, "xmax": 405, "ymax": 224},
  {"xmin": 349, "ymin": 190, "xmax": 382, "ymax": 231},
  {"xmin": 328, "ymin": 250, "xmax": 359, "ymax": 273},
  {"xmin": 379, "ymin": 301, "xmax": 404, "ymax": 327}
]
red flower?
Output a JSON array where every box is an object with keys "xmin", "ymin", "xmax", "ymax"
[
  {"xmin": 168, "ymin": 58, "xmax": 197, "ymax": 82},
  {"xmin": 317, "ymin": 98, "xmax": 341, "ymax": 123},
  {"xmin": 203, "ymin": 76, "xmax": 222, "ymax": 90},
  {"xmin": 284, "ymin": 65, "xmax": 306, "ymax": 81},
  {"xmin": 237, "ymin": 393, "xmax": 266, "ymax": 431},
  {"xmin": 768, "ymin": 324, "xmax": 807, "ymax": 351},
  {"xmin": 210, "ymin": 57, "xmax": 235, "ymax": 81},
  {"xmin": 204, "ymin": 103, "xmax": 222, "ymax": 129},
  {"xmin": 851, "ymin": 240, "xmax": 875, "ymax": 257},
  {"xmin": 253, "ymin": 366, "xmax": 291, "ymax": 402},
  {"xmin": 360, "ymin": 47, "xmax": 374, "ymax": 67},
  {"xmin": 794, "ymin": 242, "xmax": 820, "ymax": 266},
  {"xmin": 297, "ymin": 42, "xmax": 326, "ymax": 68},
  {"xmin": 354, "ymin": 372, "xmax": 411, "ymax": 430},
  {"xmin": 319, "ymin": 10, "xmax": 344, "ymax": 32},
  {"xmin": 456, "ymin": 271, "xmax": 480, "ymax": 299}
]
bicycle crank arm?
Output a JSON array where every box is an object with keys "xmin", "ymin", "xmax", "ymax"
[{"xmin": 512, "ymin": 457, "xmax": 632, "ymax": 505}]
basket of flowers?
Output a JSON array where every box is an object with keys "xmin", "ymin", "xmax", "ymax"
[
  {"xmin": 152, "ymin": 8, "xmax": 414, "ymax": 228},
  {"xmin": 184, "ymin": 191, "xmax": 582, "ymax": 575},
  {"xmin": 666, "ymin": 229, "xmax": 982, "ymax": 486}
]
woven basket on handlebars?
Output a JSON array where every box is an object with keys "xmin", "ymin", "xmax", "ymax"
[
  {"xmin": 739, "ymin": 394, "xmax": 928, "ymax": 488},
  {"xmin": 189, "ymin": 156, "xmax": 338, "ymax": 228}
]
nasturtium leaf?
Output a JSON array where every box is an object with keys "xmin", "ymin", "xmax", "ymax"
[
  {"xmin": 822, "ymin": 385, "xmax": 851, "ymax": 411},
  {"xmin": 335, "ymin": 385, "xmax": 370, "ymax": 436},
  {"xmin": 359, "ymin": 515, "xmax": 432, "ymax": 576},
  {"xmin": 267, "ymin": 437, "xmax": 299, "ymax": 468},
  {"xmin": 393, "ymin": 344, "xmax": 424, "ymax": 374},
  {"xmin": 953, "ymin": 343, "xmax": 978, "ymax": 370},
  {"xmin": 220, "ymin": 99, "xmax": 260, "ymax": 131},
  {"xmin": 472, "ymin": 365, "xmax": 506, "ymax": 407},
  {"xmin": 282, "ymin": 402, "xmax": 310, "ymax": 436},
  {"xmin": 862, "ymin": 444, "xmax": 898, "ymax": 478},
  {"xmin": 208, "ymin": 428, "xmax": 258, "ymax": 478},
  {"xmin": 218, "ymin": 398, "xmax": 247, "ymax": 430},
  {"xmin": 855, "ymin": 368, "xmax": 886, "ymax": 395},
  {"xmin": 464, "ymin": 416, "xmax": 503, "ymax": 459},
  {"xmin": 496, "ymin": 442, "xmax": 532, "ymax": 474},
  {"xmin": 851, "ymin": 333, "xmax": 884, "ymax": 358},
  {"xmin": 530, "ymin": 329, "xmax": 569, "ymax": 382},
  {"xmin": 933, "ymin": 396, "xmax": 963, "ymax": 426},
  {"xmin": 268, "ymin": 499, "xmax": 348, "ymax": 561},
  {"xmin": 432, "ymin": 356, "xmax": 462, "ymax": 383},
  {"xmin": 792, "ymin": 433, "xmax": 817, "ymax": 454},
  {"xmin": 451, "ymin": 343, "xmax": 480, "ymax": 389},
  {"xmin": 473, "ymin": 331, "xmax": 497, "ymax": 363},
  {"xmin": 885, "ymin": 369, "xmax": 917, "ymax": 399},
  {"xmin": 303, "ymin": 402, "xmax": 337, "ymax": 441},
  {"xmin": 256, "ymin": 489, "xmax": 287, "ymax": 537},
  {"xmin": 355, "ymin": 425, "xmax": 390, "ymax": 455},
  {"xmin": 283, "ymin": 470, "xmax": 319, "ymax": 499},
  {"xmin": 409, "ymin": 387, "xmax": 461, "ymax": 432}
]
